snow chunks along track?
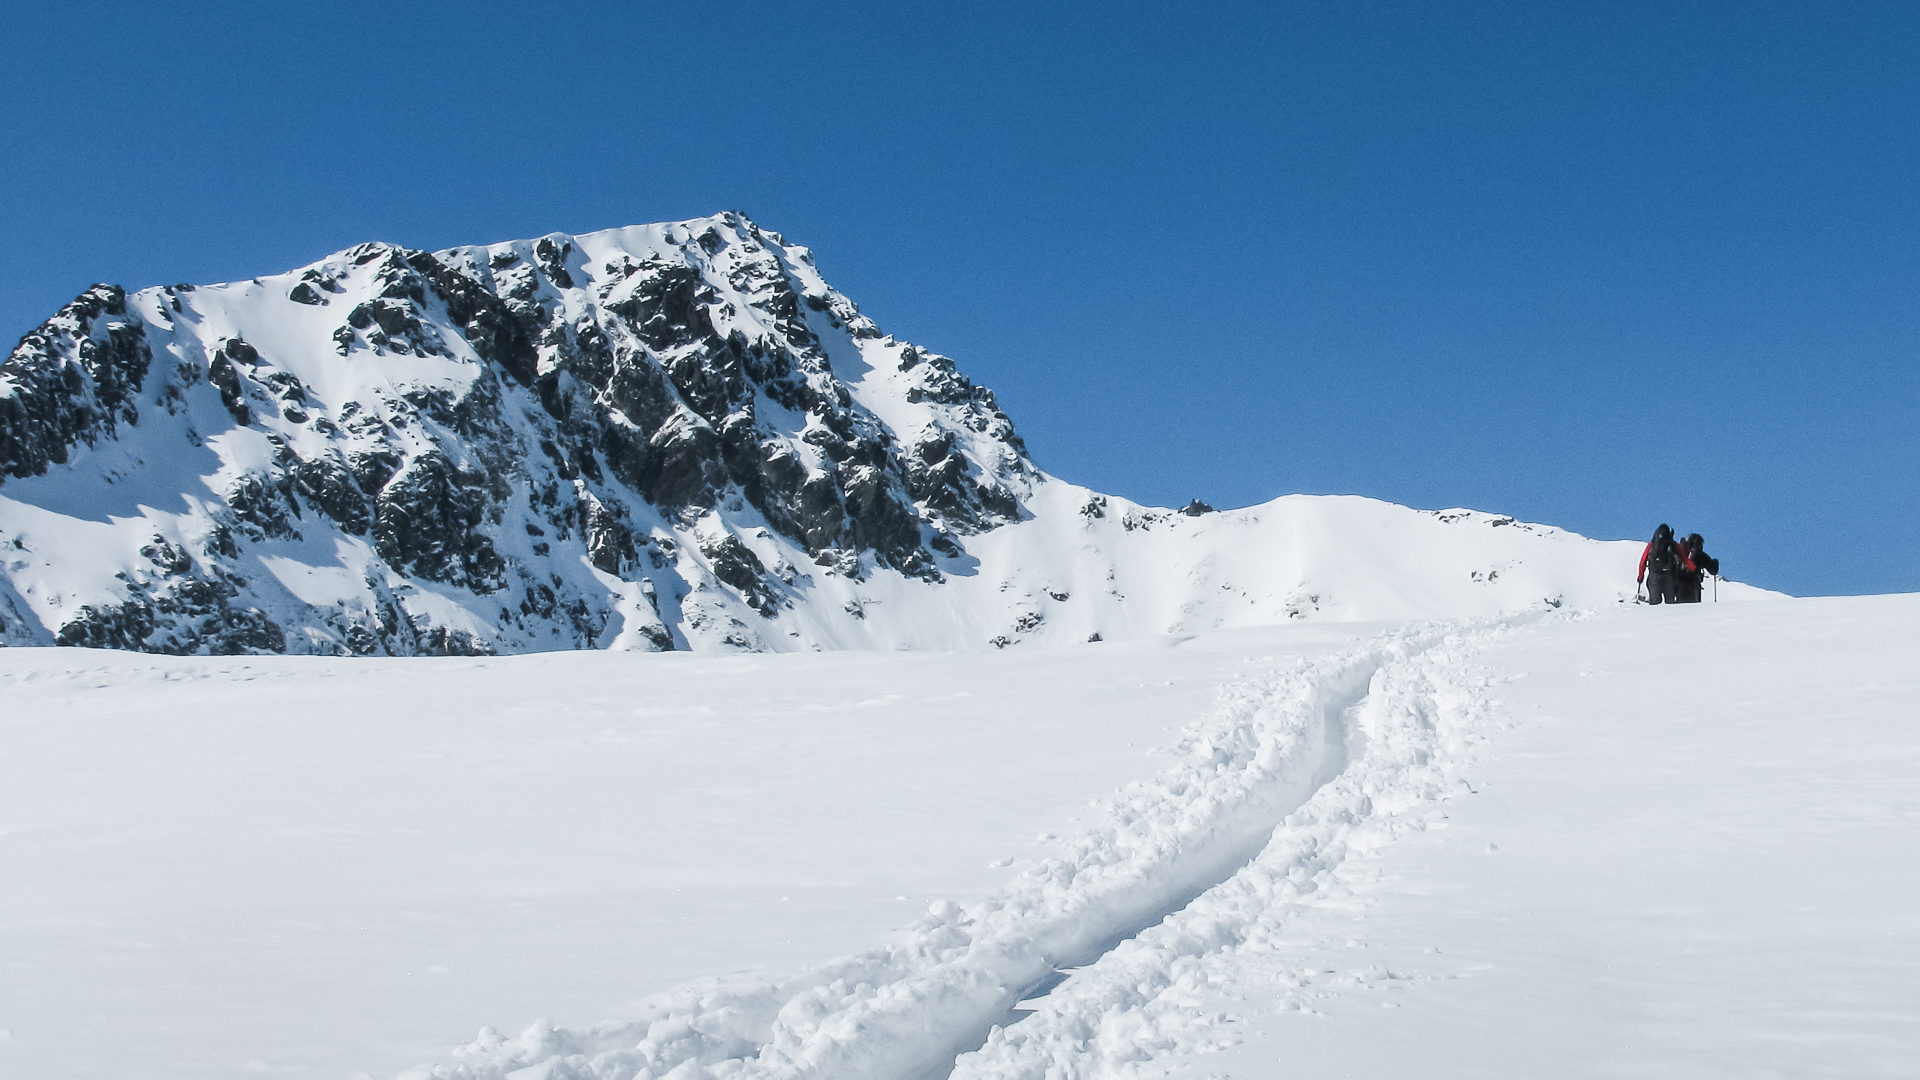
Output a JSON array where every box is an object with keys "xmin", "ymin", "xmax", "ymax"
[{"xmin": 403, "ymin": 618, "xmax": 1531, "ymax": 1080}]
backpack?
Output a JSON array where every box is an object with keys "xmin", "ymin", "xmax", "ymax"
[{"xmin": 1648, "ymin": 525, "xmax": 1678, "ymax": 573}]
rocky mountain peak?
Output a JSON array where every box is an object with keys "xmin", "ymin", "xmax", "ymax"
[{"xmin": 0, "ymin": 213, "xmax": 1035, "ymax": 654}]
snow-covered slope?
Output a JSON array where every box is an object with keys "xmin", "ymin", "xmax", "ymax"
[
  {"xmin": 2, "ymin": 596, "xmax": 1910, "ymax": 1078},
  {"xmin": 0, "ymin": 214, "xmax": 1774, "ymax": 656}
]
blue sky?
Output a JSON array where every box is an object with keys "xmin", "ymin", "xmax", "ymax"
[{"xmin": 3, "ymin": 1, "xmax": 1914, "ymax": 596}]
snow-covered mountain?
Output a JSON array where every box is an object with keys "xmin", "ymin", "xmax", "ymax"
[{"xmin": 0, "ymin": 214, "xmax": 1767, "ymax": 655}]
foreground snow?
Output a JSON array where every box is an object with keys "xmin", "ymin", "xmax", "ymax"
[
  {"xmin": 3, "ymin": 593, "xmax": 1912, "ymax": 1078},
  {"xmin": 960, "ymin": 594, "xmax": 1920, "ymax": 1080},
  {"xmin": 1, "ymin": 625, "xmax": 1377, "ymax": 1077}
]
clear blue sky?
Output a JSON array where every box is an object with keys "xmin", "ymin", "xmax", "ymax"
[{"xmin": 3, "ymin": 1, "xmax": 1915, "ymax": 596}]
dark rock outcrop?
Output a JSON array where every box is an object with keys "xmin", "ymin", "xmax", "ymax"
[{"xmin": 1, "ymin": 285, "xmax": 152, "ymax": 478}]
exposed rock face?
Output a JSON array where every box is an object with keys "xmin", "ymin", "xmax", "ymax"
[
  {"xmin": 0, "ymin": 213, "xmax": 1035, "ymax": 654},
  {"xmin": 1, "ymin": 284, "xmax": 151, "ymax": 478}
]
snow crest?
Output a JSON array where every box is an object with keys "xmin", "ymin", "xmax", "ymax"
[{"xmin": 396, "ymin": 615, "xmax": 1539, "ymax": 1080}]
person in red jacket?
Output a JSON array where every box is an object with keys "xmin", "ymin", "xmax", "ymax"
[
  {"xmin": 1675, "ymin": 533, "xmax": 1720, "ymax": 603},
  {"xmin": 1637, "ymin": 523, "xmax": 1693, "ymax": 605}
]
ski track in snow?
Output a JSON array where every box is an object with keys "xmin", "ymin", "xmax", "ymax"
[{"xmin": 397, "ymin": 613, "xmax": 1549, "ymax": 1080}]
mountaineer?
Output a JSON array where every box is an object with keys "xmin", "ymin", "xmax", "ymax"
[
  {"xmin": 1637, "ymin": 524, "xmax": 1687, "ymax": 605},
  {"xmin": 1676, "ymin": 532, "xmax": 1721, "ymax": 603}
]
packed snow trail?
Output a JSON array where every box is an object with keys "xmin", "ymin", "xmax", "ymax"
[
  {"xmin": 401, "ymin": 615, "xmax": 1538, "ymax": 1080},
  {"xmin": 949, "ymin": 622, "xmax": 1526, "ymax": 1078}
]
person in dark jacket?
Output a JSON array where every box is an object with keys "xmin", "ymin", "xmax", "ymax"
[
  {"xmin": 1638, "ymin": 524, "xmax": 1687, "ymax": 604},
  {"xmin": 1676, "ymin": 533, "xmax": 1720, "ymax": 603}
]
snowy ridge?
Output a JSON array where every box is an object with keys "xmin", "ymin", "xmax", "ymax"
[
  {"xmin": 397, "ymin": 615, "xmax": 1533, "ymax": 1080},
  {"xmin": 0, "ymin": 214, "xmax": 1775, "ymax": 656}
]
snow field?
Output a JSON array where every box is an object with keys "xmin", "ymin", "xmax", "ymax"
[
  {"xmin": 12, "ymin": 594, "xmax": 1904, "ymax": 1080},
  {"xmin": 400, "ymin": 596, "xmax": 1916, "ymax": 1080},
  {"xmin": 402, "ymin": 617, "xmax": 1526, "ymax": 1079},
  {"xmin": 1178, "ymin": 594, "xmax": 1920, "ymax": 1079},
  {"xmin": 0, "ymin": 625, "xmax": 1369, "ymax": 1079}
]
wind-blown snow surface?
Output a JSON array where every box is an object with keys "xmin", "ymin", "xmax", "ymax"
[
  {"xmin": 3, "ymin": 594, "xmax": 1912, "ymax": 1079},
  {"xmin": 0, "ymin": 211, "xmax": 1774, "ymax": 657}
]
